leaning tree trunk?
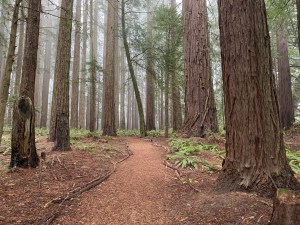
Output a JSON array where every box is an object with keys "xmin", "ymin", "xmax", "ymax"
[
  {"xmin": 277, "ymin": 23, "xmax": 294, "ymax": 130},
  {"xmin": 145, "ymin": 0, "xmax": 156, "ymax": 131},
  {"xmin": 121, "ymin": 0, "xmax": 146, "ymax": 136},
  {"xmin": 216, "ymin": 0, "xmax": 299, "ymax": 196},
  {"xmin": 10, "ymin": 0, "xmax": 41, "ymax": 167},
  {"xmin": 52, "ymin": 0, "xmax": 73, "ymax": 150},
  {"xmin": 182, "ymin": 0, "xmax": 218, "ymax": 137},
  {"xmin": 0, "ymin": 0, "xmax": 22, "ymax": 145}
]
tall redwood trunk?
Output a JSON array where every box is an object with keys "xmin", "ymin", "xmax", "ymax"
[
  {"xmin": 277, "ymin": 23, "xmax": 294, "ymax": 129},
  {"xmin": 52, "ymin": 0, "xmax": 73, "ymax": 150},
  {"xmin": 182, "ymin": 0, "xmax": 218, "ymax": 137},
  {"xmin": 70, "ymin": 0, "xmax": 81, "ymax": 128},
  {"xmin": 10, "ymin": 0, "xmax": 41, "ymax": 167},
  {"xmin": 102, "ymin": 0, "xmax": 116, "ymax": 136},
  {"xmin": 217, "ymin": 0, "xmax": 299, "ymax": 196}
]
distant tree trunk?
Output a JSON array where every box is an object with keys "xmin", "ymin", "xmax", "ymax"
[
  {"xmin": 121, "ymin": 0, "xmax": 146, "ymax": 136},
  {"xmin": 70, "ymin": 0, "xmax": 81, "ymax": 128},
  {"xmin": 127, "ymin": 81, "xmax": 132, "ymax": 130},
  {"xmin": 10, "ymin": 0, "xmax": 41, "ymax": 167},
  {"xmin": 34, "ymin": 47, "xmax": 42, "ymax": 128},
  {"xmin": 40, "ymin": 39, "xmax": 51, "ymax": 128},
  {"xmin": 182, "ymin": 0, "xmax": 218, "ymax": 137},
  {"xmin": 297, "ymin": 0, "xmax": 300, "ymax": 53},
  {"xmin": 164, "ymin": 72, "xmax": 169, "ymax": 138},
  {"xmin": 277, "ymin": 23, "xmax": 294, "ymax": 130},
  {"xmin": 170, "ymin": 0, "xmax": 182, "ymax": 132},
  {"xmin": 146, "ymin": 0, "xmax": 156, "ymax": 131},
  {"xmin": 102, "ymin": 0, "xmax": 116, "ymax": 136},
  {"xmin": 51, "ymin": 0, "xmax": 73, "ymax": 150},
  {"xmin": 14, "ymin": 5, "xmax": 25, "ymax": 97},
  {"xmin": 160, "ymin": 86, "xmax": 164, "ymax": 130},
  {"xmin": 114, "ymin": 3, "xmax": 120, "ymax": 129},
  {"xmin": 216, "ymin": 0, "xmax": 299, "ymax": 196},
  {"xmin": 79, "ymin": 0, "xmax": 88, "ymax": 129},
  {"xmin": 0, "ymin": 0, "xmax": 21, "ymax": 145},
  {"xmin": 120, "ymin": 44, "xmax": 126, "ymax": 129},
  {"xmin": 89, "ymin": 0, "xmax": 97, "ymax": 132}
]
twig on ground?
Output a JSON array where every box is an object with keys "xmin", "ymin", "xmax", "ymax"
[{"xmin": 44, "ymin": 147, "xmax": 133, "ymax": 225}]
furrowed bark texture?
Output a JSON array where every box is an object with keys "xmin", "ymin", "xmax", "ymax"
[
  {"xmin": 217, "ymin": 0, "xmax": 299, "ymax": 196},
  {"xmin": 277, "ymin": 24, "xmax": 294, "ymax": 129},
  {"xmin": 182, "ymin": 0, "xmax": 218, "ymax": 137},
  {"xmin": 10, "ymin": 0, "xmax": 41, "ymax": 167}
]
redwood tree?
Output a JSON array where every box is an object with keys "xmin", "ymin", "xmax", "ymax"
[
  {"xmin": 182, "ymin": 0, "xmax": 218, "ymax": 137},
  {"xmin": 277, "ymin": 23, "xmax": 294, "ymax": 129},
  {"xmin": 10, "ymin": 0, "xmax": 41, "ymax": 167},
  {"xmin": 217, "ymin": 0, "xmax": 299, "ymax": 195},
  {"xmin": 51, "ymin": 0, "xmax": 73, "ymax": 150},
  {"xmin": 102, "ymin": 0, "xmax": 116, "ymax": 136}
]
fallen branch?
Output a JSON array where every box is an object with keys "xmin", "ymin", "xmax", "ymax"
[{"xmin": 44, "ymin": 147, "xmax": 132, "ymax": 225}]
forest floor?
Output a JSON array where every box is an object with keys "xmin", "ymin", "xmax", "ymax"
[{"xmin": 1, "ymin": 127, "xmax": 300, "ymax": 225}]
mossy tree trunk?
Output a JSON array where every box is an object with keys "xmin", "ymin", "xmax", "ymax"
[
  {"xmin": 216, "ymin": 0, "xmax": 299, "ymax": 196},
  {"xmin": 10, "ymin": 0, "xmax": 41, "ymax": 167}
]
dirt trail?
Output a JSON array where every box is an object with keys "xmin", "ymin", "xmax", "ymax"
[{"xmin": 58, "ymin": 138, "xmax": 184, "ymax": 225}]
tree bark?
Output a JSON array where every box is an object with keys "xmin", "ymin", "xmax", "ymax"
[
  {"xmin": 182, "ymin": 0, "xmax": 218, "ymax": 137},
  {"xmin": 216, "ymin": 0, "xmax": 299, "ymax": 196},
  {"xmin": 70, "ymin": 0, "xmax": 81, "ymax": 129},
  {"xmin": 0, "ymin": 0, "xmax": 22, "ymax": 145},
  {"xmin": 277, "ymin": 23, "xmax": 294, "ymax": 130},
  {"xmin": 89, "ymin": 0, "xmax": 97, "ymax": 132},
  {"xmin": 120, "ymin": 44, "xmax": 126, "ymax": 129},
  {"xmin": 114, "ymin": 3, "xmax": 120, "ymax": 129},
  {"xmin": 146, "ymin": 0, "xmax": 156, "ymax": 131},
  {"xmin": 10, "ymin": 0, "xmax": 41, "ymax": 167},
  {"xmin": 271, "ymin": 189, "xmax": 300, "ymax": 225},
  {"xmin": 78, "ymin": 0, "xmax": 88, "ymax": 129},
  {"xmin": 40, "ymin": 38, "xmax": 52, "ymax": 128},
  {"xmin": 52, "ymin": 0, "xmax": 73, "ymax": 151},
  {"xmin": 14, "ymin": 5, "xmax": 25, "ymax": 97},
  {"xmin": 102, "ymin": 0, "xmax": 116, "ymax": 136},
  {"xmin": 121, "ymin": 0, "xmax": 146, "ymax": 136}
]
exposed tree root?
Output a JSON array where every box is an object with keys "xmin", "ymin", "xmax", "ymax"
[{"xmin": 44, "ymin": 144, "xmax": 132, "ymax": 225}]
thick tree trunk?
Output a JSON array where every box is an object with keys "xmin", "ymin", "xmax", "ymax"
[
  {"xmin": 182, "ymin": 0, "xmax": 218, "ymax": 137},
  {"xmin": 10, "ymin": 0, "xmax": 41, "ymax": 167},
  {"xmin": 277, "ymin": 23, "xmax": 294, "ymax": 130},
  {"xmin": 70, "ymin": 0, "xmax": 81, "ymax": 129},
  {"xmin": 114, "ymin": 4, "xmax": 120, "ymax": 129},
  {"xmin": 102, "ymin": 0, "xmax": 116, "ymax": 136},
  {"xmin": 121, "ymin": 0, "xmax": 146, "ymax": 136},
  {"xmin": 0, "ymin": 0, "xmax": 21, "ymax": 145},
  {"xmin": 78, "ymin": 0, "xmax": 88, "ymax": 129},
  {"xmin": 146, "ymin": 0, "xmax": 156, "ymax": 131},
  {"xmin": 271, "ymin": 189, "xmax": 300, "ymax": 225},
  {"xmin": 297, "ymin": 0, "xmax": 300, "ymax": 53},
  {"xmin": 52, "ymin": 0, "xmax": 73, "ymax": 151},
  {"xmin": 216, "ymin": 0, "xmax": 299, "ymax": 196}
]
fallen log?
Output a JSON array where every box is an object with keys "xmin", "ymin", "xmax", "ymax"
[{"xmin": 270, "ymin": 188, "xmax": 300, "ymax": 225}]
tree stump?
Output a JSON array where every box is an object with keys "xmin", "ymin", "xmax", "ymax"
[{"xmin": 270, "ymin": 188, "xmax": 300, "ymax": 225}]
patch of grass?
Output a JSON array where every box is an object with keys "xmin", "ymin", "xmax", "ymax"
[
  {"xmin": 36, "ymin": 128, "xmax": 49, "ymax": 136},
  {"xmin": 3, "ymin": 127, "xmax": 12, "ymax": 133},
  {"xmin": 117, "ymin": 129, "xmax": 140, "ymax": 136},
  {"xmin": 70, "ymin": 129, "xmax": 101, "ymax": 141},
  {"xmin": 286, "ymin": 149, "xmax": 300, "ymax": 174},
  {"xmin": 75, "ymin": 144, "xmax": 96, "ymax": 151}
]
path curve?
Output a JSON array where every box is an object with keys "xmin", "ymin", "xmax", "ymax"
[{"xmin": 72, "ymin": 138, "xmax": 183, "ymax": 225}]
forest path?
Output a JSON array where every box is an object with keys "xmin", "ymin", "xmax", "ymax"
[{"xmin": 64, "ymin": 137, "xmax": 185, "ymax": 225}]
